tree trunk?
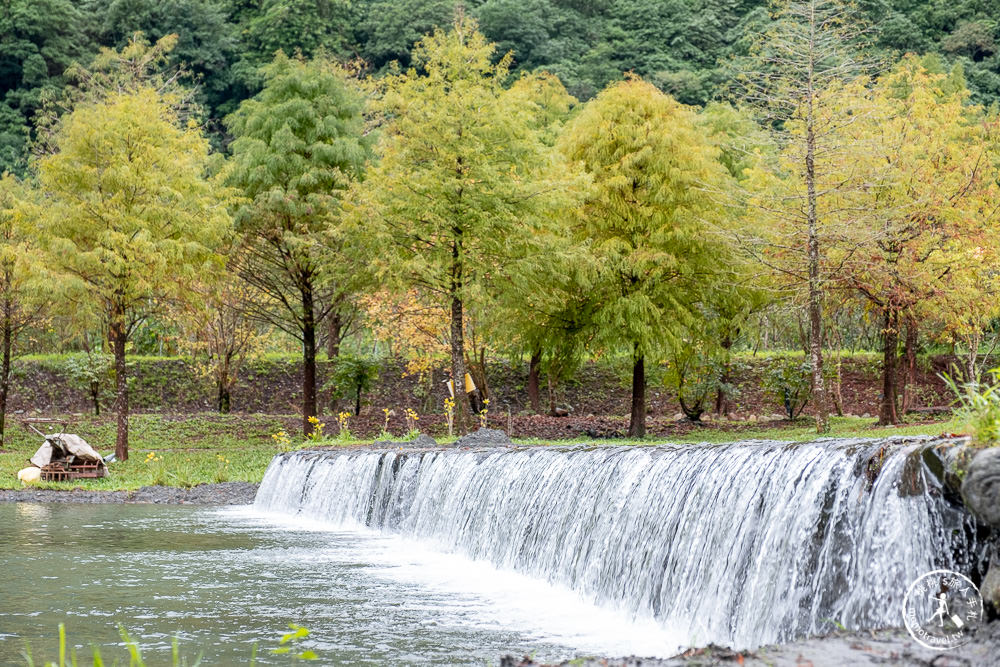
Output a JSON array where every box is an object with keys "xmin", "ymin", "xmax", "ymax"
[
  {"xmin": 421, "ymin": 367, "xmax": 436, "ymax": 413},
  {"xmin": 217, "ymin": 383, "xmax": 231, "ymax": 414},
  {"xmin": 878, "ymin": 310, "xmax": 899, "ymax": 425},
  {"xmin": 527, "ymin": 349, "xmax": 542, "ymax": 414},
  {"xmin": 962, "ymin": 332, "xmax": 980, "ymax": 385},
  {"xmin": 805, "ymin": 91, "xmax": 830, "ymax": 434},
  {"xmin": 217, "ymin": 354, "xmax": 232, "ymax": 414},
  {"xmin": 110, "ymin": 305, "xmax": 129, "ymax": 461},
  {"xmin": 628, "ymin": 350, "xmax": 646, "ymax": 438},
  {"xmin": 714, "ymin": 336, "xmax": 733, "ymax": 417},
  {"xmin": 91, "ymin": 382, "xmax": 101, "ymax": 416},
  {"xmin": 450, "ymin": 236, "xmax": 470, "ymax": 434},
  {"xmin": 0, "ymin": 296, "xmax": 11, "ymax": 449},
  {"xmin": 900, "ymin": 316, "xmax": 918, "ymax": 415},
  {"xmin": 547, "ymin": 370, "xmax": 557, "ymax": 416},
  {"xmin": 474, "ymin": 346, "xmax": 489, "ymax": 402},
  {"xmin": 354, "ymin": 386, "xmax": 361, "ymax": 416},
  {"xmin": 301, "ymin": 282, "xmax": 317, "ymax": 436},
  {"xmin": 326, "ymin": 311, "xmax": 342, "ymax": 358},
  {"xmin": 830, "ymin": 354, "xmax": 844, "ymax": 416}
]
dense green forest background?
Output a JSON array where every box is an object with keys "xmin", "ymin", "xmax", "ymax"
[{"xmin": 3, "ymin": 0, "xmax": 1000, "ymax": 175}]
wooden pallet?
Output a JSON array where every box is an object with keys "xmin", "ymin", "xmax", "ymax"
[{"xmin": 40, "ymin": 461, "xmax": 107, "ymax": 481}]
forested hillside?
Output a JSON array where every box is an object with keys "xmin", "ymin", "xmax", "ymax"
[{"xmin": 4, "ymin": 0, "xmax": 1000, "ymax": 174}]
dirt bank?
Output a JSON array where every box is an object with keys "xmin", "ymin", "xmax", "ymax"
[
  {"xmin": 8, "ymin": 354, "xmax": 959, "ymax": 421},
  {"xmin": 0, "ymin": 481, "xmax": 259, "ymax": 504}
]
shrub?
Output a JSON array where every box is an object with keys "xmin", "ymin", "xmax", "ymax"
[
  {"xmin": 762, "ymin": 358, "xmax": 812, "ymax": 419},
  {"xmin": 663, "ymin": 342, "xmax": 727, "ymax": 422},
  {"xmin": 323, "ymin": 354, "xmax": 380, "ymax": 416}
]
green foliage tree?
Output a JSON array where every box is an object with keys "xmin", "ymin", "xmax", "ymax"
[
  {"xmin": 664, "ymin": 337, "xmax": 724, "ymax": 422},
  {"xmin": 0, "ymin": 0, "xmax": 95, "ymax": 174},
  {"xmin": 63, "ymin": 350, "xmax": 114, "ymax": 416},
  {"xmin": 358, "ymin": 0, "xmax": 457, "ymax": 70},
  {"xmin": 558, "ymin": 77, "xmax": 733, "ymax": 437},
  {"xmin": 93, "ymin": 0, "xmax": 240, "ymax": 121},
  {"xmin": 224, "ymin": 52, "xmax": 371, "ymax": 435},
  {"xmin": 177, "ymin": 255, "xmax": 268, "ymax": 414},
  {"xmin": 33, "ymin": 33, "xmax": 199, "ymax": 154},
  {"xmin": 351, "ymin": 17, "xmax": 580, "ymax": 433},
  {"xmin": 37, "ymin": 85, "xmax": 231, "ymax": 460},
  {"xmin": 245, "ymin": 0, "xmax": 356, "ymax": 64},
  {"xmin": 0, "ymin": 175, "xmax": 46, "ymax": 446}
]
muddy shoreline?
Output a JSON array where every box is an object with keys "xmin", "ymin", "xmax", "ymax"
[{"xmin": 0, "ymin": 481, "xmax": 259, "ymax": 504}]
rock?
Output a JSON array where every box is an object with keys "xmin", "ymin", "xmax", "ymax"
[
  {"xmin": 551, "ymin": 406, "xmax": 571, "ymax": 417},
  {"xmin": 671, "ymin": 413, "xmax": 685, "ymax": 421},
  {"xmin": 453, "ymin": 428, "xmax": 513, "ymax": 448},
  {"xmin": 861, "ymin": 413, "xmax": 872, "ymax": 419},
  {"xmin": 962, "ymin": 447, "xmax": 1000, "ymax": 529},
  {"xmin": 919, "ymin": 443, "xmax": 965, "ymax": 502},
  {"xmin": 747, "ymin": 414, "xmax": 758, "ymax": 422},
  {"xmin": 982, "ymin": 554, "xmax": 1000, "ymax": 614},
  {"xmin": 17, "ymin": 467, "xmax": 40, "ymax": 485},
  {"xmin": 373, "ymin": 433, "xmax": 438, "ymax": 448}
]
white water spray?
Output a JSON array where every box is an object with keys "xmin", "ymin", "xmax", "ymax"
[{"xmin": 254, "ymin": 438, "xmax": 981, "ymax": 649}]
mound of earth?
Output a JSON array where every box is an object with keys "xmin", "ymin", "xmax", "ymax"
[{"xmin": 453, "ymin": 428, "xmax": 513, "ymax": 448}]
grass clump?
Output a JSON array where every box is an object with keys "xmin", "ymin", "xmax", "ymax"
[
  {"xmin": 22, "ymin": 622, "xmax": 317, "ymax": 666},
  {"xmin": 944, "ymin": 369, "xmax": 1000, "ymax": 446}
]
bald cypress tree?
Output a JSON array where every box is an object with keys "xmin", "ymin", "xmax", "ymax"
[
  {"xmin": 39, "ymin": 87, "xmax": 230, "ymax": 461},
  {"xmin": 350, "ymin": 16, "xmax": 580, "ymax": 434},
  {"xmin": 224, "ymin": 52, "xmax": 370, "ymax": 436},
  {"xmin": 559, "ymin": 77, "xmax": 734, "ymax": 437}
]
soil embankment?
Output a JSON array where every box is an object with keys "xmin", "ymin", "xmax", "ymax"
[{"xmin": 8, "ymin": 354, "xmax": 959, "ymax": 420}]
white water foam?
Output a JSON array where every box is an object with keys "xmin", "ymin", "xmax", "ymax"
[{"xmin": 251, "ymin": 439, "xmax": 984, "ymax": 652}]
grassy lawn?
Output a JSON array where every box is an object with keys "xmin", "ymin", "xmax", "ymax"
[
  {"xmin": 0, "ymin": 413, "xmax": 963, "ymax": 491},
  {"xmin": 0, "ymin": 413, "xmax": 295, "ymax": 491}
]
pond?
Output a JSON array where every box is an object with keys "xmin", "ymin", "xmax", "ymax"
[{"xmin": 0, "ymin": 502, "xmax": 677, "ymax": 665}]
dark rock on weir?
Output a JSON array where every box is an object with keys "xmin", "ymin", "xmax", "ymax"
[
  {"xmin": 373, "ymin": 433, "xmax": 438, "ymax": 448},
  {"xmin": 961, "ymin": 447, "xmax": 1000, "ymax": 529},
  {"xmin": 453, "ymin": 428, "xmax": 513, "ymax": 448},
  {"xmin": 982, "ymin": 552, "xmax": 1000, "ymax": 615},
  {"xmin": 918, "ymin": 442, "xmax": 966, "ymax": 503}
]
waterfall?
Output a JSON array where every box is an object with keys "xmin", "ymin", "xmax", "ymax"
[{"xmin": 253, "ymin": 438, "xmax": 984, "ymax": 650}]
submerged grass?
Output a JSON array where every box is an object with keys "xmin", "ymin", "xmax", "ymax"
[{"xmin": 0, "ymin": 412, "xmax": 961, "ymax": 491}]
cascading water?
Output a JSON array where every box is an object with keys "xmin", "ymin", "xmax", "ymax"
[{"xmin": 253, "ymin": 437, "xmax": 985, "ymax": 651}]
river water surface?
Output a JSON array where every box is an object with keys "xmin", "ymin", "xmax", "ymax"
[{"xmin": 0, "ymin": 502, "xmax": 679, "ymax": 665}]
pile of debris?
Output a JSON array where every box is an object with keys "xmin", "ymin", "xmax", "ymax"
[{"xmin": 18, "ymin": 432, "xmax": 108, "ymax": 484}]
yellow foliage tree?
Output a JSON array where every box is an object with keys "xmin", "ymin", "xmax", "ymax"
[
  {"xmin": 37, "ymin": 87, "xmax": 231, "ymax": 460},
  {"xmin": 828, "ymin": 57, "xmax": 1000, "ymax": 422}
]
